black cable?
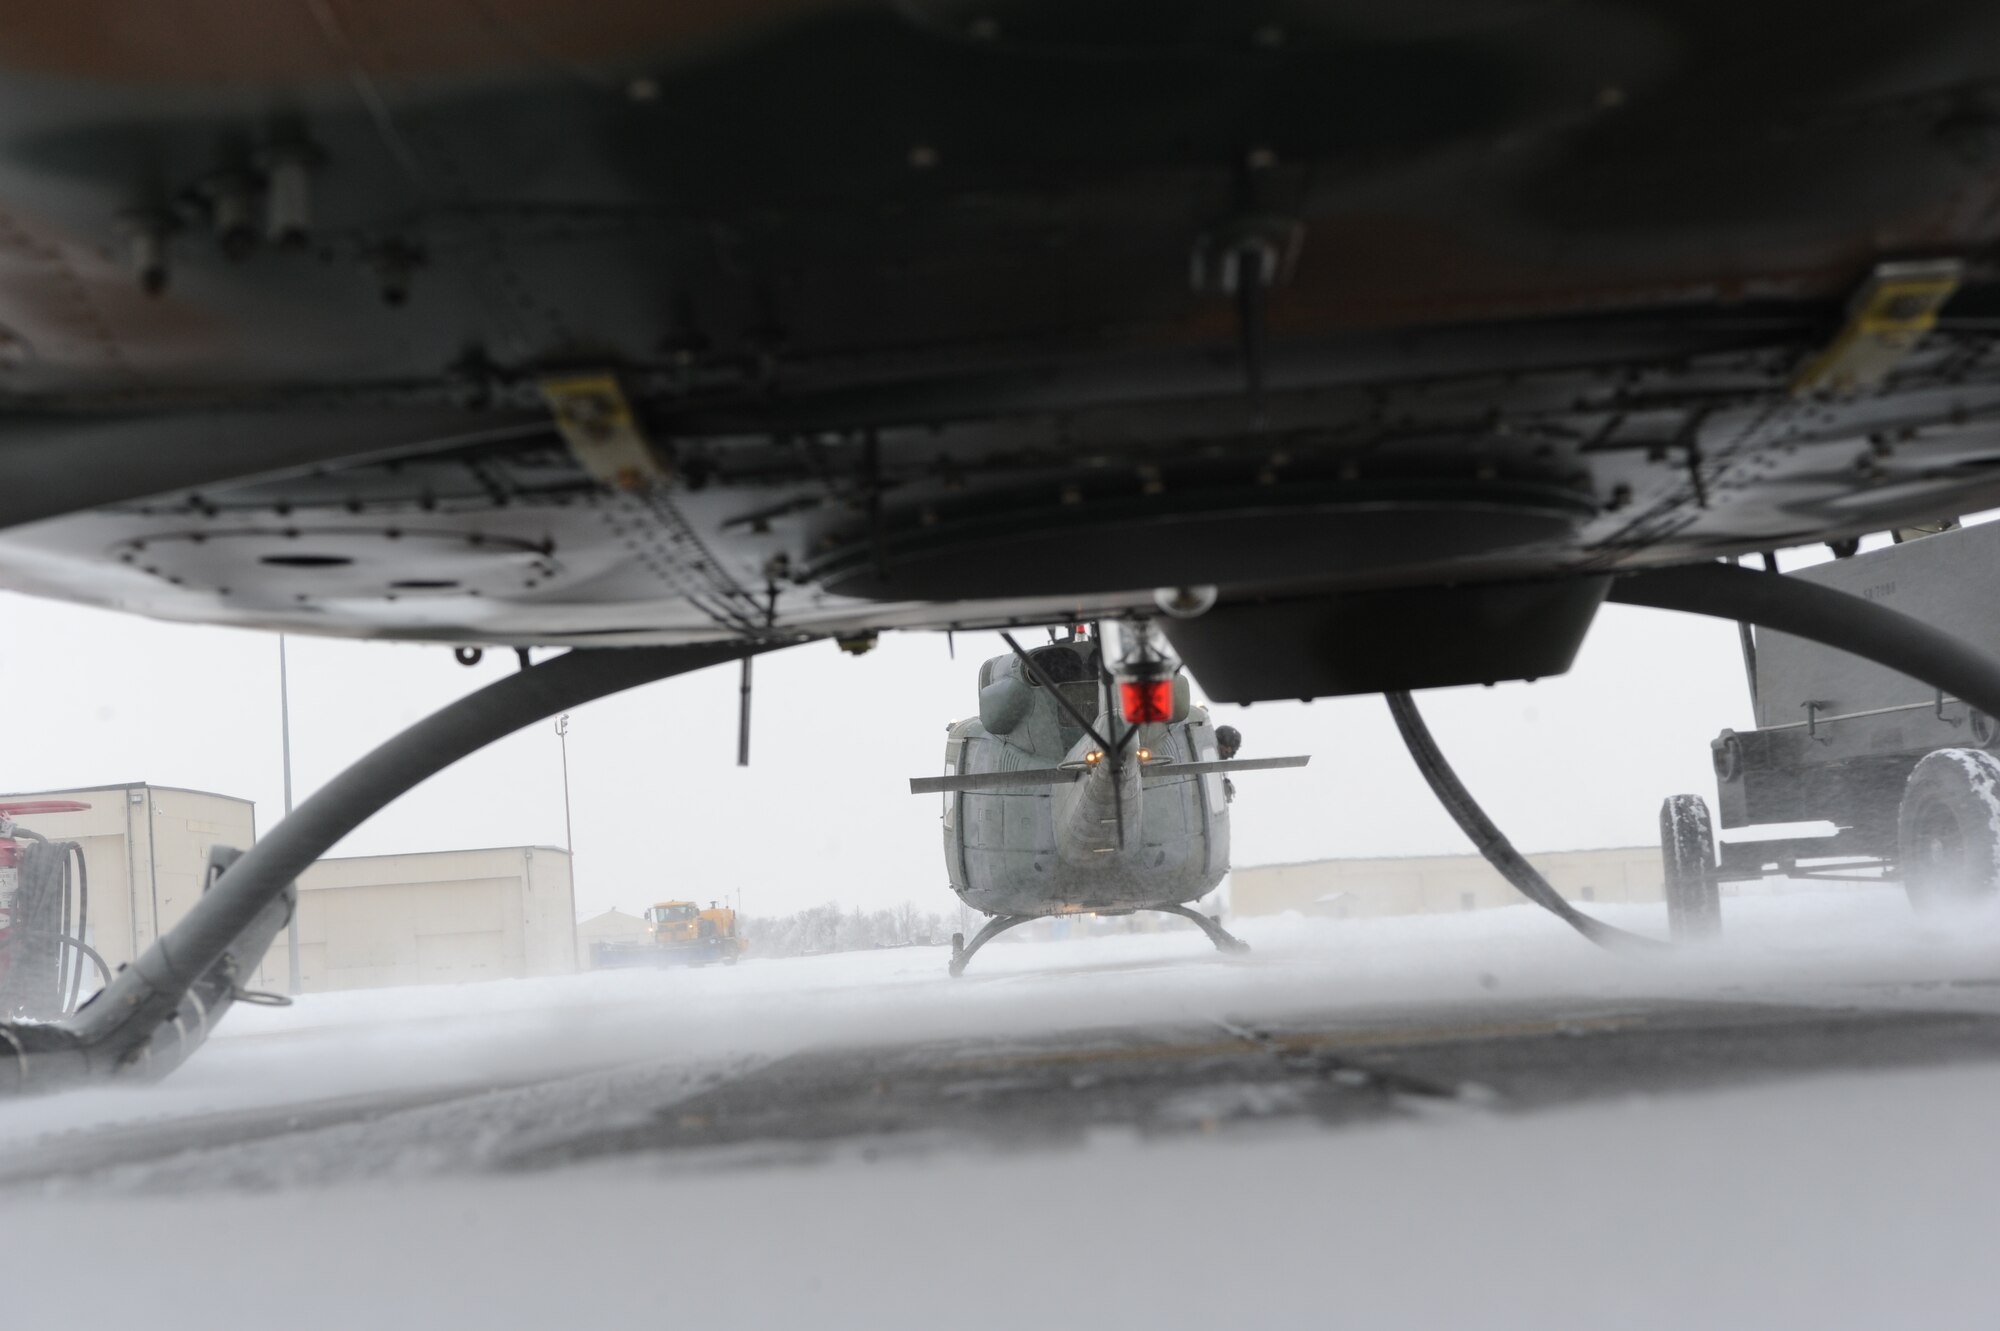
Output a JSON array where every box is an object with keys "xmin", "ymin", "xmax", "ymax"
[
  {"xmin": 1610, "ymin": 561, "xmax": 2000, "ymax": 722},
  {"xmin": 1381, "ymin": 560, "xmax": 2000, "ymax": 956},
  {"xmin": 55, "ymin": 837, "xmax": 70, "ymax": 1009},
  {"xmin": 999, "ymin": 632, "xmax": 1113, "ymax": 753},
  {"xmin": 1002, "ymin": 628, "xmax": 1133, "ymax": 847},
  {"xmin": 65, "ymin": 843, "xmax": 88, "ymax": 1013},
  {"xmin": 58, "ymin": 934, "xmax": 110, "ymax": 995},
  {"xmin": 1389, "ymin": 559, "xmax": 2000, "ymax": 955},
  {"xmin": 1385, "ymin": 691, "xmax": 1665, "ymax": 955},
  {"xmin": 65, "ymin": 639, "xmax": 786, "ymax": 1056}
]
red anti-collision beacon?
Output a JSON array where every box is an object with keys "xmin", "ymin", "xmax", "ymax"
[{"xmin": 1119, "ymin": 677, "xmax": 1174, "ymax": 723}]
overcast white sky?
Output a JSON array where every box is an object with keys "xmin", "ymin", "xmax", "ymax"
[{"xmin": 0, "ymin": 537, "xmax": 1910, "ymax": 921}]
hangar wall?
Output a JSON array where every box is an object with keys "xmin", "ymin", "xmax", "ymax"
[
  {"xmin": 576, "ymin": 907, "xmax": 649, "ymax": 968},
  {"xmin": 1231, "ymin": 846, "xmax": 1664, "ymax": 918},
  {"xmin": 248, "ymin": 845, "xmax": 577, "ymax": 993}
]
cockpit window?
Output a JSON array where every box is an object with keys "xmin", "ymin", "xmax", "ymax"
[
  {"xmin": 1055, "ymin": 681, "xmax": 1102, "ymax": 748},
  {"xmin": 1018, "ymin": 645, "xmax": 1102, "ymax": 746},
  {"xmin": 1026, "ymin": 646, "xmax": 1090, "ymax": 684}
]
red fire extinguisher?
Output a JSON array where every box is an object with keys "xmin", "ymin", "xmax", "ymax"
[{"xmin": 0, "ymin": 800, "xmax": 91, "ymax": 987}]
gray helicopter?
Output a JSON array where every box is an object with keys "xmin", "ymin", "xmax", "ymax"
[{"xmin": 912, "ymin": 621, "xmax": 1308, "ymax": 975}]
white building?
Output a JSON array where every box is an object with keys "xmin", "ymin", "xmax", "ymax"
[
  {"xmin": 2, "ymin": 784, "xmax": 576, "ymax": 994},
  {"xmin": 575, "ymin": 907, "xmax": 650, "ymax": 968},
  {"xmin": 1231, "ymin": 845, "xmax": 1663, "ymax": 918},
  {"xmin": 249, "ymin": 845, "xmax": 577, "ymax": 993}
]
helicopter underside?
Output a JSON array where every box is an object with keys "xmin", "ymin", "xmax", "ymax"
[
  {"xmin": 19, "ymin": 0, "xmax": 2000, "ymax": 1082},
  {"xmin": 0, "ymin": 2, "xmax": 1999, "ymax": 701},
  {"xmin": 952, "ymin": 866, "xmax": 1224, "ymax": 919},
  {"xmin": 6, "ymin": 305, "xmax": 2000, "ymax": 703}
]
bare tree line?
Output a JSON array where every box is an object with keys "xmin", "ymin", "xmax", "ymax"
[
  {"xmin": 736, "ymin": 901, "xmax": 1203, "ymax": 959},
  {"xmin": 738, "ymin": 901, "xmax": 963, "ymax": 958}
]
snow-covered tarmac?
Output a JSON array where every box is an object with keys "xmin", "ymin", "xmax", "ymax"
[{"xmin": 6, "ymin": 887, "xmax": 2000, "ymax": 1328}]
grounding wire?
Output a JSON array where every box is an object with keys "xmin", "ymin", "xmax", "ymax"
[
  {"xmin": 65, "ymin": 844, "xmax": 88, "ymax": 1013},
  {"xmin": 59, "ymin": 935, "xmax": 110, "ymax": 996},
  {"xmin": 1384, "ymin": 691, "xmax": 1665, "ymax": 955}
]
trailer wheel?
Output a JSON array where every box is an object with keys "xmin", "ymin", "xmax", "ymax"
[
  {"xmin": 1897, "ymin": 748, "xmax": 2000, "ymax": 911},
  {"xmin": 1659, "ymin": 794, "xmax": 1721, "ymax": 941}
]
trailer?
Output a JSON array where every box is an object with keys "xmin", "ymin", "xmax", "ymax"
[{"xmin": 1661, "ymin": 521, "xmax": 2000, "ymax": 938}]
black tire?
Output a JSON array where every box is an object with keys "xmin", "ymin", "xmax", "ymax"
[
  {"xmin": 1660, "ymin": 794, "xmax": 1720, "ymax": 941},
  {"xmin": 1897, "ymin": 748, "xmax": 2000, "ymax": 912}
]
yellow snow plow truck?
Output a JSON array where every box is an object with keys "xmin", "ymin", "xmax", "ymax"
[{"xmin": 594, "ymin": 900, "xmax": 745, "ymax": 968}]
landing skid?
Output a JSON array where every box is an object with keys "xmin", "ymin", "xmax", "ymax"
[
  {"xmin": 948, "ymin": 904, "xmax": 1248, "ymax": 977},
  {"xmin": 1152, "ymin": 902, "xmax": 1251, "ymax": 954},
  {"xmin": 948, "ymin": 915, "xmax": 1032, "ymax": 977}
]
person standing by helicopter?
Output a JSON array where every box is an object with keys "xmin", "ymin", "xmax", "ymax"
[{"xmin": 1216, "ymin": 725, "xmax": 1242, "ymax": 803}]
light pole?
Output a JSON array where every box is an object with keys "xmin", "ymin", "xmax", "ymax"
[
  {"xmin": 279, "ymin": 635, "xmax": 301, "ymax": 994},
  {"xmin": 555, "ymin": 714, "xmax": 578, "ymax": 954},
  {"xmin": 555, "ymin": 713, "xmax": 575, "ymax": 856}
]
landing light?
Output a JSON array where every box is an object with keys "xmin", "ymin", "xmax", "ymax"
[
  {"xmin": 1137, "ymin": 747, "xmax": 1152, "ymax": 761},
  {"xmin": 1085, "ymin": 751, "xmax": 1102, "ymax": 765}
]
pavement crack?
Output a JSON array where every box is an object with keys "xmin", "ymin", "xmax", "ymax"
[{"xmin": 1213, "ymin": 1017, "xmax": 1502, "ymax": 1109}]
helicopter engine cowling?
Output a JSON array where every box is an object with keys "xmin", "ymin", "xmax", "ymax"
[
  {"xmin": 978, "ymin": 673, "xmax": 1034, "ymax": 735},
  {"xmin": 1053, "ymin": 747, "xmax": 1144, "ymax": 867}
]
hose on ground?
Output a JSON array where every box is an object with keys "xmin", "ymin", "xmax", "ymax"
[
  {"xmin": 66, "ymin": 639, "xmax": 789, "ymax": 1054},
  {"xmin": 1385, "ymin": 691, "xmax": 1665, "ymax": 955}
]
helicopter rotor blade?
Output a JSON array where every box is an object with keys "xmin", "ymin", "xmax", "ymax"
[
  {"xmin": 909, "ymin": 767, "xmax": 1086, "ymax": 795},
  {"xmin": 1138, "ymin": 755, "xmax": 1310, "ymax": 781}
]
